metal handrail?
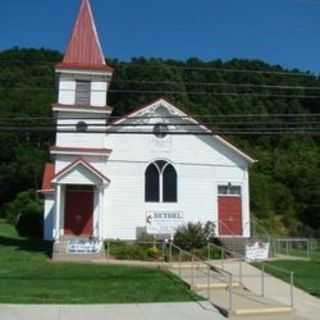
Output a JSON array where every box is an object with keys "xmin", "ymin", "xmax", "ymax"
[
  {"xmin": 251, "ymin": 216, "xmax": 272, "ymax": 242},
  {"xmin": 208, "ymin": 241, "xmax": 242, "ymax": 259},
  {"xmin": 171, "ymin": 243, "xmax": 232, "ymax": 278},
  {"xmin": 170, "ymin": 243, "xmax": 234, "ymax": 312},
  {"xmin": 208, "ymin": 241, "xmax": 294, "ymax": 308}
]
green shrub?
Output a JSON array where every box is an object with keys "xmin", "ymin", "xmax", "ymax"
[
  {"xmin": 106, "ymin": 241, "xmax": 166, "ymax": 261},
  {"xmin": 146, "ymin": 247, "xmax": 162, "ymax": 260},
  {"xmin": 174, "ymin": 221, "xmax": 216, "ymax": 251},
  {"xmin": 5, "ymin": 191, "xmax": 43, "ymax": 238},
  {"xmin": 108, "ymin": 242, "xmax": 148, "ymax": 261}
]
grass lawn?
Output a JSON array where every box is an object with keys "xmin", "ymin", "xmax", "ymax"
[
  {"xmin": 0, "ymin": 223, "xmax": 200, "ymax": 304},
  {"xmin": 275, "ymin": 247, "xmax": 320, "ymax": 260},
  {"xmin": 261, "ymin": 260, "xmax": 320, "ymax": 298}
]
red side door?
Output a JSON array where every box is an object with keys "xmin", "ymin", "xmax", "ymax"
[
  {"xmin": 218, "ymin": 196, "xmax": 242, "ymax": 236},
  {"xmin": 64, "ymin": 186, "xmax": 94, "ymax": 236}
]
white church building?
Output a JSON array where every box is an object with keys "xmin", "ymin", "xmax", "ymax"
[{"xmin": 40, "ymin": 0, "xmax": 255, "ymax": 242}]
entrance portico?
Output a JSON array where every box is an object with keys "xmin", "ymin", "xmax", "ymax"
[{"xmin": 52, "ymin": 159, "xmax": 110, "ymax": 241}]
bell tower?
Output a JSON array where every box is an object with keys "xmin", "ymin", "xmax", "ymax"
[{"xmin": 52, "ymin": 0, "xmax": 113, "ymax": 152}]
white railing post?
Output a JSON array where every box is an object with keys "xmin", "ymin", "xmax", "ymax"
[
  {"xmin": 191, "ymin": 256, "xmax": 195, "ymax": 288},
  {"xmin": 169, "ymin": 242, "xmax": 173, "ymax": 264},
  {"xmin": 229, "ymin": 274, "xmax": 233, "ymax": 313},
  {"xmin": 207, "ymin": 265, "xmax": 211, "ymax": 300},
  {"xmin": 261, "ymin": 263, "xmax": 265, "ymax": 297},
  {"xmin": 179, "ymin": 250, "xmax": 182, "ymax": 277},
  {"xmin": 290, "ymin": 272, "xmax": 294, "ymax": 308},
  {"xmin": 106, "ymin": 241, "xmax": 110, "ymax": 259}
]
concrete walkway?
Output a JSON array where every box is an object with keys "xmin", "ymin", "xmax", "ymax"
[
  {"xmin": 211, "ymin": 260, "xmax": 320, "ymax": 320},
  {"xmin": 0, "ymin": 302, "xmax": 226, "ymax": 320}
]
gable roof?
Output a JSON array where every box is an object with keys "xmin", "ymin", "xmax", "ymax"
[
  {"xmin": 52, "ymin": 158, "xmax": 110, "ymax": 184},
  {"xmin": 110, "ymin": 98, "xmax": 256, "ymax": 164},
  {"xmin": 57, "ymin": 0, "xmax": 113, "ymax": 72},
  {"xmin": 39, "ymin": 163, "xmax": 55, "ymax": 193}
]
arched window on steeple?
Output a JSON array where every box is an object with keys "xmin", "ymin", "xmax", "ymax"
[{"xmin": 145, "ymin": 161, "xmax": 177, "ymax": 203}]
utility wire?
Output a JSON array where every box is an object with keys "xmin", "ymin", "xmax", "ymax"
[
  {"xmin": 0, "ymin": 113, "xmax": 319, "ymax": 121},
  {"xmin": 2, "ymin": 121, "xmax": 320, "ymax": 128},
  {"xmin": 2, "ymin": 79, "xmax": 320, "ymax": 91},
  {"xmin": 2, "ymin": 127, "xmax": 320, "ymax": 136},
  {"xmin": 0, "ymin": 59, "xmax": 314, "ymax": 77},
  {"xmin": 0, "ymin": 87, "xmax": 319, "ymax": 99}
]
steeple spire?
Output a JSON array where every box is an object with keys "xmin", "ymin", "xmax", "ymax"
[{"xmin": 58, "ymin": 0, "xmax": 113, "ymax": 72}]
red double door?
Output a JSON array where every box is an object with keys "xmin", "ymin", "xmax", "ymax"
[
  {"xmin": 64, "ymin": 186, "xmax": 94, "ymax": 236},
  {"xmin": 218, "ymin": 196, "xmax": 243, "ymax": 236}
]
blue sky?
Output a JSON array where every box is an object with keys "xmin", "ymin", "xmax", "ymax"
[{"xmin": 1, "ymin": 0, "xmax": 319, "ymax": 72}]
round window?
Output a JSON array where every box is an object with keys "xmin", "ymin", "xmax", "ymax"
[
  {"xmin": 76, "ymin": 121, "xmax": 88, "ymax": 132},
  {"xmin": 153, "ymin": 123, "xmax": 169, "ymax": 139}
]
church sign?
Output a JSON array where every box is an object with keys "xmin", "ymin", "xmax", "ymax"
[
  {"xmin": 146, "ymin": 211, "xmax": 184, "ymax": 236},
  {"xmin": 67, "ymin": 240, "xmax": 103, "ymax": 254},
  {"xmin": 245, "ymin": 241, "xmax": 270, "ymax": 261}
]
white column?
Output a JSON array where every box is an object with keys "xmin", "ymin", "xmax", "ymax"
[
  {"xmin": 99, "ymin": 186, "xmax": 104, "ymax": 241},
  {"xmin": 55, "ymin": 184, "xmax": 61, "ymax": 241}
]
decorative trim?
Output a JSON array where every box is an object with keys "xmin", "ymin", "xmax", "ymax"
[
  {"xmin": 50, "ymin": 146, "xmax": 112, "ymax": 157},
  {"xmin": 52, "ymin": 103, "xmax": 112, "ymax": 114},
  {"xmin": 52, "ymin": 158, "xmax": 110, "ymax": 184},
  {"xmin": 109, "ymin": 97, "xmax": 256, "ymax": 164},
  {"xmin": 56, "ymin": 64, "xmax": 113, "ymax": 75}
]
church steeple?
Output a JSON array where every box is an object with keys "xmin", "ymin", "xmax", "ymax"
[
  {"xmin": 57, "ymin": 0, "xmax": 113, "ymax": 72},
  {"xmin": 54, "ymin": 0, "xmax": 113, "ymax": 109}
]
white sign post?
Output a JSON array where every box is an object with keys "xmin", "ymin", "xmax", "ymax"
[{"xmin": 146, "ymin": 211, "xmax": 184, "ymax": 237}]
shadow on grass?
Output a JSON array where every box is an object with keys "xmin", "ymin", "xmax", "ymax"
[
  {"xmin": 0, "ymin": 235, "xmax": 52, "ymax": 257},
  {"xmin": 162, "ymin": 270, "xmax": 204, "ymax": 302}
]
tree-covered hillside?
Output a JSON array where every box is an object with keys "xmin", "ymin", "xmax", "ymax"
[{"xmin": 1, "ymin": 47, "xmax": 320, "ymax": 236}]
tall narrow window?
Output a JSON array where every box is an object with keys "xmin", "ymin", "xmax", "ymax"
[
  {"xmin": 145, "ymin": 163, "xmax": 160, "ymax": 202},
  {"xmin": 163, "ymin": 164, "xmax": 177, "ymax": 202},
  {"xmin": 75, "ymin": 80, "xmax": 91, "ymax": 105},
  {"xmin": 145, "ymin": 161, "xmax": 177, "ymax": 203}
]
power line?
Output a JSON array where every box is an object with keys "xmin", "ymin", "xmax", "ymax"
[
  {"xmin": 2, "ymin": 121, "xmax": 319, "ymax": 128},
  {"xmin": 111, "ymin": 80, "xmax": 320, "ymax": 91},
  {"xmin": 2, "ymin": 80, "xmax": 320, "ymax": 91},
  {"xmin": 0, "ymin": 58, "xmax": 315, "ymax": 77},
  {"xmin": 0, "ymin": 113, "xmax": 319, "ymax": 121},
  {"xmin": 108, "ymin": 90, "xmax": 320, "ymax": 99},
  {"xmin": 2, "ymin": 125, "xmax": 320, "ymax": 136},
  {"xmin": 1, "ymin": 87, "xmax": 319, "ymax": 99}
]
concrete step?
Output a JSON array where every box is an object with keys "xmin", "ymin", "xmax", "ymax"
[
  {"xmin": 198, "ymin": 287, "xmax": 293, "ymax": 318},
  {"xmin": 170, "ymin": 259, "xmax": 293, "ymax": 318},
  {"xmin": 193, "ymin": 282, "xmax": 241, "ymax": 290},
  {"xmin": 52, "ymin": 253, "xmax": 106, "ymax": 262}
]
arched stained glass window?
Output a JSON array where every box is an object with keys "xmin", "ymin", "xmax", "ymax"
[
  {"xmin": 163, "ymin": 164, "xmax": 177, "ymax": 203},
  {"xmin": 145, "ymin": 161, "xmax": 177, "ymax": 203},
  {"xmin": 145, "ymin": 163, "xmax": 160, "ymax": 202}
]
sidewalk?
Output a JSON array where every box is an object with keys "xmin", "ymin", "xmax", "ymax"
[
  {"xmin": 211, "ymin": 260, "xmax": 320, "ymax": 320},
  {"xmin": 0, "ymin": 302, "xmax": 226, "ymax": 320}
]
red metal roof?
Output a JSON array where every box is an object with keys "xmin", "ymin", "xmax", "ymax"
[
  {"xmin": 40, "ymin": 163, "xmax": 55, "ymax": 192},
  {"xmin": 59, "ymin": 0, "xmax": 113, "ymax": 71}
]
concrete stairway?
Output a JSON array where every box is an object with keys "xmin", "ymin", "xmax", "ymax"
[
  {"xmin": 52, "ymin": 237, "xmax": 106, "ymax": 261},
  {"xmin": 169, "ymin": 262, "xmax": 294, "ymax": 319}
]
